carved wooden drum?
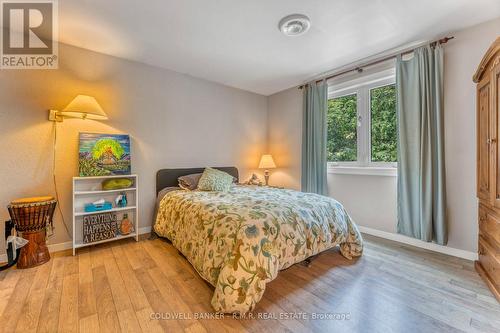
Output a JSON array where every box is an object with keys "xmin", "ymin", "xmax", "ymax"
[{"xmin": 7, "ymin": 196, "xmax": 56, "ymax": 269}]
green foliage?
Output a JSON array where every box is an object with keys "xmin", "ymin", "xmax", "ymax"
[
  {"xmin": 370, "ymin": 85, "xmax": 397, "ymax": 162},
  {"xmin": 327, "ymin": 94, "xmax": 357, "ymax": 161},
  {"xmin": 327, "ymin": 84, "xmax": 397, "ymax": 163},
  {"xmin": 79, "ymin": 158, "xmax": 111, "ymax": 176},
  {"xmin": 91, "ymin": 138, "xmax": 125, "ymax": 160}
]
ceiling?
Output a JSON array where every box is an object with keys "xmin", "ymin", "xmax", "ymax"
[{"xmin": 52, "ymin": 0, "xmax": 500, "ymax": 95}]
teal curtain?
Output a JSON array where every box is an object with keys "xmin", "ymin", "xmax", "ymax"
[
  {"xmin": 301, "ymin": 81, "xmax": 328, "ymax": 195},
  {"xmin": 396, "ymin": 45, "xmax": 447, "ymax": 245}
]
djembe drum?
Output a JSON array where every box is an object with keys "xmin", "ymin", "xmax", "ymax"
[{"xmin": 7, "ymin": 196, "xmax": 56, "ymax": 269}]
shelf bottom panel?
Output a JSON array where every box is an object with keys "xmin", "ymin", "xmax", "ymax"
[{"xmin": 74, "ymin": 233, "xmax": 137, "ymax": 248}]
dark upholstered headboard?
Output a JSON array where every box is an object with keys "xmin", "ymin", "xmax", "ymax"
[{"xmin": 156, "ymin": 167, "xmax": 239, "ymax": 195}]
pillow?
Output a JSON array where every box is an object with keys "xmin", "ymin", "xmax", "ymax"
[
  {"xmin": 197, "ymin": 167, "xmax": 234, "ymax": 192},
  {"xmin": 102, "ymin": 178, "xmax": 133, "ymax": 190},
  {"xmin": 178, "ymin": 173, "xmax": 202, "ymax": 190}
]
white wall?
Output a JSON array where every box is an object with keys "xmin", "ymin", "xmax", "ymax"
[
  {"xmin": 267, "ymin": 87, "xmax": 302, "ymax": 190},
  {"xmin": 2, "ymin": 18, "xmax": 499, "ymax": 256},
  {"xmin": 443, "ymin": 18, "xmax": 500, "ymax": 252},
  {"xmin": 268, "ymin": 86, "xmax": 397, "ymax": 233},
  {"xmin": 0, "ymin": 43, "xmax": 268, "ymax": 253},
  {"xmin": 268, "ymin": 17, "xmax": 500, "ymax": 252}
]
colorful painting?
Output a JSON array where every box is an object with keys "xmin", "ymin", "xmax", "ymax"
[{"xmin": 79, "ymin": 133, "xmax": 131, "ymax": 176}]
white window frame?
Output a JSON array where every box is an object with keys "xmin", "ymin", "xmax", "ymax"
[{"xmin": 327, "ymin": 68, "xmax": 397, "ymax": 176}]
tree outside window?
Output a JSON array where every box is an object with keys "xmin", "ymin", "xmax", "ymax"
[{"xmin": 327, "ymin": 75, "xmax": 397, "ymax": 167}]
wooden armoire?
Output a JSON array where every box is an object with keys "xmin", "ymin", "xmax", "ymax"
[{"xmin": 473, "ymin": 37, "xmax": 500, "ymax": 301}]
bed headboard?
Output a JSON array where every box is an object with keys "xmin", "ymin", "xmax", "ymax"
[{"xmin": 156, "ymin": 167, "xmax": 239, "ymax": 194}]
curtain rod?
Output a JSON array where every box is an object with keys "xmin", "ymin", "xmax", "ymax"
[{"xmin": 298, "ymin": 36, "xmax": 454, "ymax": 89}]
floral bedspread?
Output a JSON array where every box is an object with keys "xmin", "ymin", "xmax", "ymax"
[{"xmin": 154, "ymin": 185, "xmax": 363, "ymax": 313}]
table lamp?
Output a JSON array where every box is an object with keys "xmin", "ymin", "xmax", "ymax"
[{"xmin": 259, "ymin": 154, "xmax": 276, "ymax": 186}]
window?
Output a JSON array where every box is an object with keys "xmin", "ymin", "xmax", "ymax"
[
  {"xmin": 327, "ymin": 69, "xmax": 397, "ymax": 172},
  {"xmin": 370, "ymin": 84, "xmax": 397, "ymax": 163},
  {"xmin": 327, "ymin": 93, "xmax": 357, "ymax": 162}
]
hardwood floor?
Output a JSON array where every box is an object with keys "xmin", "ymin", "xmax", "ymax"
[{"xmin": 0, "ymin": 234, "xmax": 499, "ymax": 333}]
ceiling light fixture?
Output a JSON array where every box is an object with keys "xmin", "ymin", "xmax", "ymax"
[{"xmin": 278, "ymin": 14, "xmax": 311, "ymax": 36}]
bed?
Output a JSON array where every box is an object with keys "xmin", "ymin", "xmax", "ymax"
[{"xmin": 154, "ymin": 167, "xmax": 363, "ymax": 313}]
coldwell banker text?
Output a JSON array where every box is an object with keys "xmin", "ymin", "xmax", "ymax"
[{"xmin": 1, "ymin": 0, "xmax": 58, "ymax": 69}]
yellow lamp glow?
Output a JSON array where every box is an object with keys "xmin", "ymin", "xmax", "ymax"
[
  {"xmin": 259, "ymin": 154, "xmax": 276, "ymax": 186},
  {"xmin": 49, "ymin": 95, "xmax": 108, "ymax": 122},
  {"xmin": 259, "ymin": 154, "xmax": 276, "ymax": 169},
  {"xmin": 47, "ymin": 94, "xmax": 108, "ymax": 240}
]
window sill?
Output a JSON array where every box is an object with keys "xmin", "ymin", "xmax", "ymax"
[{"xmin": 327, "ymin": 166, "xmax": 397, "ymax": 177}]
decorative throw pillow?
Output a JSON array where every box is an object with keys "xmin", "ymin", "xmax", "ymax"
[
  {"xmin": 178, "ymin": 173, "xmax": 202, "ymax": 190},
  {"xmin": 197, "ymin": 167, "xmax": 234, "ymax": 192}
]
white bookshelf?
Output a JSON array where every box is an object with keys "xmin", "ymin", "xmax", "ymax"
[{"xmin": 72, "ymin": 174, "xmax": 139, "ymax": 255}]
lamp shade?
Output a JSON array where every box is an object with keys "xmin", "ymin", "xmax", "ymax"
[
  {"xmin": 60, "ymin": 95, "xmax": 108, "ymax": 120},
  {"xmin": 259, "ymin": 154, "xmax": 276, "ymax": 169}
]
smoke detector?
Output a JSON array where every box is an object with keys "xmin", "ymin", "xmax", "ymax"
[{"xmin": 279, "ymin": 14, "xmax": 311, "ymax": 36}]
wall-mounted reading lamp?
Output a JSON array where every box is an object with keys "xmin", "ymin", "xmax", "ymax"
[
  {"xmin": 47, "ymin": 94, "xmax": 108, "ymax": 239},
  {"xmin": 49, "ymin": 94, "xmax": 108, "ymax": 122}
]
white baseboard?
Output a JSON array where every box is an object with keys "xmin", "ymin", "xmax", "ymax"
[
  {"xmin": 0, "ymin": 226, "xmax": 154, "ymax": 262},
  {"xmin": 359, "ymin": 226, "xmax": 478, "ymax": 261},
  {"xmin": 2, "ymin": 226, "xmax": 476, "ymax": 262},
  {"xmin": 2, "ymin": 226, "xmax": 477, "ymax": 262},
  {"xmin": 47, "ymin": 241, "xmax": 73, "ymax": 252}
]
